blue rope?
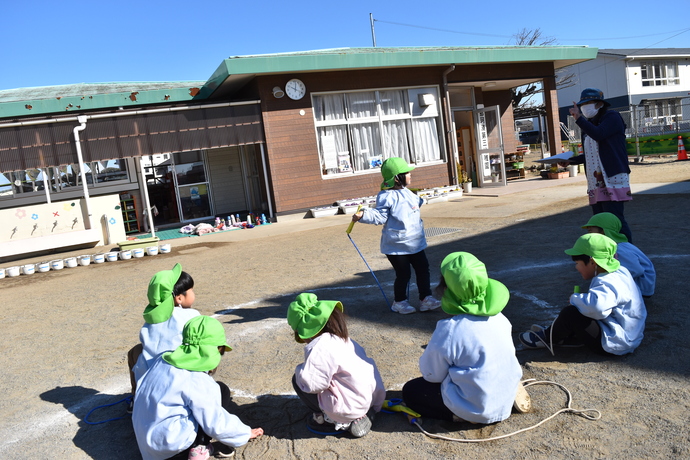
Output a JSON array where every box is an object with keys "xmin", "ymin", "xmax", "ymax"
[
  {"xmin": 83, "ymin": 395, "xmax": 132, "ymax": 425},
  {"xmin": 347, "ymin": 233, "xmax": 391, "ymax": 308}
]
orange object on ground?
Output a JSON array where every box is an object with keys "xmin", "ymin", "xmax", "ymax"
[{"xmin": 678, "ymin": 136, "xmax": 688, "ymax": 161}]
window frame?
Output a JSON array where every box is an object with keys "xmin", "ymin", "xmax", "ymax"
[
  {"xmin": 640, "ymin": 61, "xmax": 680, "ymax": 87},
  {"xmin": 312, "ymin": 85, "xmax": 446, "ymax": 179}
]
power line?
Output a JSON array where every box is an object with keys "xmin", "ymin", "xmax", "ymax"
[{"xmin": 373, "ymin": 19, "xmax": 690, "ymax": 44}]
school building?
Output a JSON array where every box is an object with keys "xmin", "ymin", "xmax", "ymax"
[{"xmin": 0, "ymin": 46, "xmax": 597, "ymax": 261}]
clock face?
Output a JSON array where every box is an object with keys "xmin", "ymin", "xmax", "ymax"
[{"xmin": 285, "ymin": 79, "xmax": 306, "ymax": 100}]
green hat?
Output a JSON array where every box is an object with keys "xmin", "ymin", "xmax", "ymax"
[
  {"xmin": 440, "ymin": 252, "xmax": 509, "ymax": 316},
  {"xmin": 380, "ymin": 157, "xmax": 415, "ymax": 190},
  {"xmin": 163, "ymin": 316, "xmax": 232, "ymax": 372},
  {"xmin": 287, "ymin": 293, "xmax": 343, "ymax": 340},
  {"xmin": 582, "ymin": 213, "xmax": 628, "ymax": 243},
  {"xmin": 565, "ymin": 233, "xmax": 620, "ymax": 273},
  {"xmin": 143, "ymin": 263, "xmax": 182, "ymax": 324}
]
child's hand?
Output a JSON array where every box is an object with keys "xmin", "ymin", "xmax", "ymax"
[
  {"xmin": 250, "ymin": 427, "xmax": 264, "ymax": 439},
  {"xmin": 351, "ymin": 211, "xmax": 363, "ymax": 222}
]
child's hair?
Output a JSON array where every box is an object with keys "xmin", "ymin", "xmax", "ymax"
[
  {"xmin": 173, "ymin": 271, "xmax": 194, "ymax": 296},
  {"xmin": 571, "ymin": 255, "xmax": 592, "ymax": 264},
  {"xmin": 395, "ymin": 173, "xmax": 408, "ymax": 187},
  {"xmin": 294, "ymin": 307, "xmax": 349, "ymax": 343}
]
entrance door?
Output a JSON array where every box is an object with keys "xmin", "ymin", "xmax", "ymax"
[
  {"xmin": 473, "ymin": 105, "xmax": 506, "ymax": 187},
  {"xmin": 239, "ymin": 144, "xmax": 268, "ymax": 214}
]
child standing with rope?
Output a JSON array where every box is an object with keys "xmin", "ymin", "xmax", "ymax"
[
  {"xmin": 402, "ymin": 252, "xmax": 530, "ymax": 424},
  {"xmin": 520, "ymin": 233, "xmax": 647, "ymax": 354},
  {"xmin": 288, "ymin": 293, "xmax": 386, "ymax": 437},
  {"xmin": 351, "ymin": 157, "xmax": 441, "ymax": 314}
]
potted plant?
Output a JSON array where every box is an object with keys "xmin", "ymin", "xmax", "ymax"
[
  {"xmin": 460, "ymin": 170, "xmax": 472, "ymax": 193},
  {"xmin": 547, "ymin": 166, "xmax": 569, "ymax": 179}
]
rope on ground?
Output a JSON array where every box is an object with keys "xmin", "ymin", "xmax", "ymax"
[
  {"xmin": 83, "ymin": 395, "xmax": 132, "ymax": 425},
  {"xmin": 411, "ymin": 379, "xmax": 601, "ymax": 443}
]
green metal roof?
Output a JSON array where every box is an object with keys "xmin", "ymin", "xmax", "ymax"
[
  {"xmin": 0, "ymin": 82, "xmax": 206, "ymax": 119},
  {"xmin": 202, "ymin": 46, "xmax": 598, "ymax": 96}
]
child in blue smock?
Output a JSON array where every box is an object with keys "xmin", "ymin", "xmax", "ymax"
[
  {"xmin": 402, "ymin": 252, "xmax": 530, "ymax": 424},
  {"xmin": 581, "ymin": 212, "xmax": 655, "ymax": 297},
  {"xmin": 127, "ymin": 264, "xmax": 200, "ymax": 403},
  {"xmin": 520, "ymin": 233, "xmax": 647, "ymax": 355},
  {"xmin": 132, "ymin": 316, "xmax": 263, "ymax": 460},
  {"xmin": 351, "ymin": 157, "xmax": 441, "ymax": 315}
]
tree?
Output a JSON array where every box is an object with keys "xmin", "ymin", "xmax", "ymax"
[{"xmin": 509, "ymin": 28, "xmax": 576, "ymax": 116}]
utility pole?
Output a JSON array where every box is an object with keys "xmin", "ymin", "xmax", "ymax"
[{"xmin": 370, "ymin": 13, "xmax": 377, "ymax": 47}]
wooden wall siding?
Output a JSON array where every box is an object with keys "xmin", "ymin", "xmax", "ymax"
[{"xmin": 206, "ymin": 146, "xmax": 247, "ymax": 216}]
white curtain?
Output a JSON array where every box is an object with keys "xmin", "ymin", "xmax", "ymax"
[
  {"xmin": 346, "ymin": 92, "xmax": 377, "ymax": 119},
  {"xmin": 318, "ymin": 126, "xmax": 349, "ymax": 174},
  {"xmin": 379, "ymin": 90, "xmax": 408, "ymax": 116},
  {"xmin": 411, "ymin": 118, "xmax": 441, "ymax": 162},
  {"xmin": 382, "ymin": 120, "xmax": 411, "ymax": 163},
  {"xmin": 313, "ymin": 94, "xmax": 345, "ymax": 122},
  {"xmin": 349, "ymin": 123, "xmax": 381, "ymax": 171}
]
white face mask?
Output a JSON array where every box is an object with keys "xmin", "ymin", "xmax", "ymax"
[{"xmin": 580, "ymin": 103, "xmax": 600, "ymax": 119}]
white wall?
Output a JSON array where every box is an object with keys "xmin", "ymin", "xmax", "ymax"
[
  {"xmin": 626, "ymin": 58, "xmax": 690, "ymax": 104},
  {"xmin": 559, "ymin": 54, "xmax": 629, "ymax": 106}
]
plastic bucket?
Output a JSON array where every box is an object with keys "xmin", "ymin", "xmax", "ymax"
[
  {"xmin": 50, "ymin": 259, "xmax": 64, "ymax": 270},
  {"xmin": 0, "ymin": 268, "xmax": 5, "ymax": 279},
  {"xmin": 22, "ymin": 264, "xmax": 36, "ymax": 275},
  {"xmin": 64, "ymin": 257, "xmax": 78, "ymax": 268},
  {"xmin": 146, "ymin": 246, "xmax": 159, "ymax": 256},
  {"xmin": 78, "ymin": 255, "xmax": 91, "ymax": 266},
  {"xmin": 37, "ymin": 262, "xmax": 51, "ymax": 272},
  {"xmin": 159, "ymin": 243, "xmax": 171, "ymax": 254},
  {"xmin": 105, "ymin": 252, "xmax": 118, "ymax": 262},
  {"xmin": 7, "ymin": 266, "xmax": 21, "ymax": 277},
  {"xmin": 119, "ymin": 250, "xmax": 132, "ymax": 260},
  {"xmin": 92, "ymin": 253, "xmax": 105, "ymax": 264},
  {"xmin": 132, "ymin": 248, "xmax": 145, "ymax": 258}
]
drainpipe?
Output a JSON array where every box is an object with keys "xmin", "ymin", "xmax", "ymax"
[
  {"xmin": 138, "ymin": 157, "xmax": 156, "ymax": 238},
  {"xmin": 73, "ymin": 116, "xmax": 93, "ymax": 230},
  {"xmin": 259, "ymin": 143, "xmax": 274, "ymax": 220},
  {"xmin": 442, "ymin": 65, "xmax": 458, "ymax": 185}
]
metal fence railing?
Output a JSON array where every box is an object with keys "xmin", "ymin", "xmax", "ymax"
[{"xmin": 564, "ymin": 100, "xmax": 690, "ymax": 156}]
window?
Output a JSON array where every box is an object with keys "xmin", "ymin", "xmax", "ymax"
[
  {"xmin": 313, "ymin": 87, "xmax": 444, "ymax": 176},
  {"xmin": 642, "ymin": 99, "xmax": 682, "ymax": 124},
  {"xmin": 0, "ymin": 160, "xmax": 129, "ymax": 199},
  {"xmin": 640, "ymin": 61, "xmax": 680, "ymax": 87}
]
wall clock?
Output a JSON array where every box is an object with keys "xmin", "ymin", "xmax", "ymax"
[{"xmin": 285, "ymin": 79, "xmax": 306, "ymax": 100}]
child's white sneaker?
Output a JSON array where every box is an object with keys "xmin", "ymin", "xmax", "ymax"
[
  {"xmin": 419, "ymin": 296, "xmax": 441, "ymax": 311},
  {"xmin": 391, "ymin": 300, "xmax": 416, "ymax": 314}
]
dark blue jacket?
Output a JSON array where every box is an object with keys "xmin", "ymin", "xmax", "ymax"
[{"xmin": 569, "ymin": 109, "xmax": 630, "ymax": 177}]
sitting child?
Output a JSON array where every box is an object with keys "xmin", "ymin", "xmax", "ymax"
[
  {"xmin": 402, "ymin": 252, "xmax": 530, "ymax": 424},
  {"xmin": 128, "ymin": 263, "xmax": 200, "ymax": 400},
  {"xmin": 132, "ymin": 315, "xmax": 263, "ymax": 460},
  {"xmin": 288, "ymin": 293, "xmax": 385, "ymax": 437},
  {"xmin": 582, "ymin": 212, "xmax": 655, "ymax": 297},
  {"xmin": 520, "ymin": 233, "xmax": 647, "ymax": 355}
]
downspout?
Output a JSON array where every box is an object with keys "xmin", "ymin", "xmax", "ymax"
[
  {"xmin": 73, "ymin": 116, "xmax": 93, "ymax": 230},
  {"xmin": 138, "ymin": 157, "xmax": 156, "ymax": 238},
  {"xmin": 259, "ymin": 144, "xmax": 275, "ymax": 220},
  {"xmin": 442, "ymin": 65, "xmax": 458, "ymax": 185}
]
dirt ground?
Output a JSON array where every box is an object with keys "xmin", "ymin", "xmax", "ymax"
[{"xmin": 2, "ymin": 157, "xmax": 689, "ymax": 459}]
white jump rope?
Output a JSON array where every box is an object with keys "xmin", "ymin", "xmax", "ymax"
[{"xmin": 408, "ymin": 378, "xmax": 601, "ymax": 443}]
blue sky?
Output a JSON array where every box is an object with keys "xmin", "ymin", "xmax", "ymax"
[{"xmin": 2, "ymin": 0, "xmax": 689, "ymax": 91}]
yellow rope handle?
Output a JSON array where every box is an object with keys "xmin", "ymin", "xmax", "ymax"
[{"xmin": 345, "ymin": 205, "xmax": 364, "ymax": 234}]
